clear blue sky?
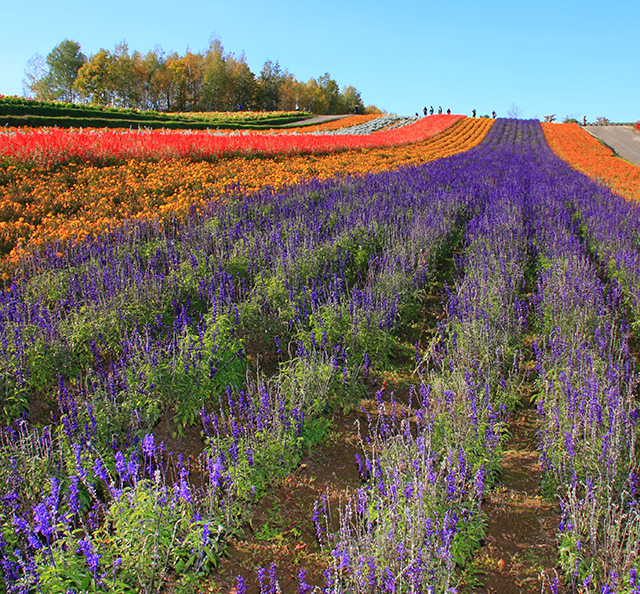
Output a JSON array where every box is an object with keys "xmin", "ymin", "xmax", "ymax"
[{"xmin": 1, "ymin": 0, "xmax": 638, "ymax": 122}]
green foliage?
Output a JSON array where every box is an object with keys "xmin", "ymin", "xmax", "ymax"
[
  {"xmin": 451, "ymin": 508, "xmax": 487, "ymax": 567},
  {"xmin": 0, "ymin": 113, "xmax": 310, "ymax": 130},
  {"xmin": 228, "ymin": 430, "xmax": 301, "ymax": 501},
  {"xmin": 24, "ymin": 39, "xmax": 87, "ymax": 103},
  {"xmin": 104, "ymin": 481, "xmax": 225, "ymax": 588},
  {"xmin": 558, "ymin": 532, "xmax": 597, "ymax": 589},
  {"xmin": 0, "ymin": 95, "xmax": 310, "ymax": 124},
  {"xmin": 300, "ymin": 415, "xmax": 332, "ymax": 454},
  {"xmin": 127, "ymin": 311, "xmax": 246, "ymax": 436},
  {"xmin": 3, "ymin": 480, "xmax": 226, "ymax": 593}
]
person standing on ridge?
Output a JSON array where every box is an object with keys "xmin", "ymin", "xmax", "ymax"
[
  {"xmin": 423, "ymin": 107, "xmax": 428, "ymax": 116},
  {"xmin": 438, "ymin": 106, "xmax": 442, "ymax": 114},
  {"xmin": 472, "ymin": 109, "xmax": 476, "ymax": 117},
  {"xmin": 430, "ymin": 106, "xmax": 434, "ymax": 115}
]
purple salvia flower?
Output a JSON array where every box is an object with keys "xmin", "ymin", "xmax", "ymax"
[
  {"xmin": 236, "ymin": 575, "xmax": 248, "ymax": 594},
  {"xmin": 298, "ymin": 569, "xmax": 312, "ymax": 593}
]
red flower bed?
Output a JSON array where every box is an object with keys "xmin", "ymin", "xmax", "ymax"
[{"xmin": 0, "ymin": 114, "xmax": 464, "ymax": 169}]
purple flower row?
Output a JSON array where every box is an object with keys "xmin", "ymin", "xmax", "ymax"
[
  {"xmin": 504, "ymin": 120, "xmax": 640, "ymax": 592},
  {"xmin": 318, "ymin": 120, "xmax": 536, "ymax": 593}
]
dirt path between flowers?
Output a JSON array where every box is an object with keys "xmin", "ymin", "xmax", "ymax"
[
  {"xmin": 202, "ymin": 407, "xmax": 365, "ymax": 594},
  {"xmin": 584, "ymin": 125, "xmax": 640, "ymax": 167},
  {"xmin": 202, "ymin": 396, "xmax": 564, "ymax": 594},
  {"xmin": 468, "ymin": 406, "xmax": 562, "ymax": 594}
]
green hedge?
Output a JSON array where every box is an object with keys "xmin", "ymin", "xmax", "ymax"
[
  {"xmin": 0, "ymin": 97, "xmax": 312, "ymax": 129},
  {"xmin": 0, "ymin": 114, "xmax": 313, "ymax": 130}
]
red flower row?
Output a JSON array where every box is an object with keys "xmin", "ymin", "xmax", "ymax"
[{"xmin": 0, "ymin": 114, "xmax": 464, "ymax": 169}]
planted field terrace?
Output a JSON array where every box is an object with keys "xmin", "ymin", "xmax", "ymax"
[
  {"xmin": 1, "ymin": 116, "xmax": 640, "ymax": 594},
  {"xmin": 0, "ymin": 96, "xmax": 314, "ymax": 130}
]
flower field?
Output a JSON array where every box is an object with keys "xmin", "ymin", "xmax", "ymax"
[
  {"xmin": 0, "ymin": 114, "xmax": 463, "ymax": 169},
  {"xmin": 1, "ymin": 116, "xmax": 640, "ymax": 593},
  {"xmin": 542, "ymin": 122, "xmax": 640, "ymax": 201},
  {"xmin": 0, "ymin": 116, "xmax": 491, "ymax": 270}
]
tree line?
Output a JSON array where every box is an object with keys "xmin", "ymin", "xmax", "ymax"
[{"xmin": 23, "ymin": 38, "xmax": 376, "ymax": 115}]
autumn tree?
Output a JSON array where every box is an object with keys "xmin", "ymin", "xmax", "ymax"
[
  {"xmin": 167, "ymin": 50, "xmax": 205, "ymax": 111},
  {"xmin": 25, "ymin": 39, "xmax": 86, "ymax": 102},
  {"xmin": 111, "ymin": 42, "xmax": 142, "ymax": 108},
  {"xmin": 276, "ymin": 70, "xmax": 302, "ymax": 111},
  {"xmin": 202, "ymin": 38, "xmax": 228, "ymax": 111},
  {"xmin": 25, "ymin": 37, "xmax": 368, "ymax": 114},
  {"xmin": 74, "ymin": 49, "xmax": 115, "ymax": 106},
  {"xmin": 139, "ymin": 47, "xmax": 169, "ymax": 111},
  {"xmin": 258, "ymin": 60, "xmax": 285, "ymax": 111},
  {"xmin": 318, "ymin": 73, "xmax": 341, "ymax": 114},
  {"xmin": 341, "ymin": 85, "xmax": 364, "ymax": 114},
  {"xmin": 224, "ymin": 52, "xmax": 257, "ymax": 110}
]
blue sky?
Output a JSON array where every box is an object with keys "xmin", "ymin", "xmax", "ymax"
[{"xmin": 1, "ymin": 0, "xmax": 638, "ymax": 122}]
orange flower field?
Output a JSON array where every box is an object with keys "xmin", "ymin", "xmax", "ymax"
[
  {"xmin": 542, "ymin": 122, "xmax": 640, "ymax": 202},
  {"xmin": 0, "ymin": 117, "xmax": 493, "ymax": 268}
]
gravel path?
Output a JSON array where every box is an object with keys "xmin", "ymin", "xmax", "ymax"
[
  {"xmin": 279, "ymin": 114, "xmax": 351, "ymax": 127},
  {"xmin": 280, "ymin": 114, "xmax": 420, "ymax": 134},
  {"xmin": 584, "ymin": 125, "xmax": 640, "ymax": 166}
]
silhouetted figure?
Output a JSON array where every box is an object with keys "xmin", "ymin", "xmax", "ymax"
[
  {"xmin": 492, "ymin": 110, "xmax": 496, "ymax": 118},
  {"xmin": 423, "ymin": 107, "xmax": 428, "ymax": 116},
  {"xmin": 438, "ymin": 106, "xmax": 442, "ymax": 114},
  {"xmin": 583, "ymin": 116, "xmax": 587, "ymax": 125},
  {"xmin": 446, "ymin": 108, "xmax": 451, "ymax": 115},
  {"xmin": 355, "ymin": 105, "xmax": 359, "ymax": 114},
  {"xmin": 430, "ymin": 106, "xmax": 434, "ymax": 115},
  {"xmin": 472, "ymin": 109, "xmax": 476, "ymax": 117}
]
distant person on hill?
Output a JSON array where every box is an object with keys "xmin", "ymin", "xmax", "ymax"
[
  {"xmin": 355, "ymin": 105, "xmax": 359, "ymax": 114},
  {"xmin": 583, "ymin": 116, "xmax": 587, "ymax": 125},
  {"xmin": 430, "ymin": 106, "xmax": 434, "ymax": 115},
  {"xmin": 492, "ymin": 110, "xmax": 496, "ymax": 118},
  {"xmin": 447, "ymin": 108, "xmax": 451, "ymax": 115},
  {"xmin": 424, "ymin": 106, "xmax": 428, "ymax": 116},
  {"xmin": 472, "ymin": 109, "xmax": 476, "ymax": 117}
]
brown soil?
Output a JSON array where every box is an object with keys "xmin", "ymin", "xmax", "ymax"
[
  {"xmin": 153, "ymin": 370, "xmax": 565, "ymax": 594},
  {"xmin": 204, "ymin": 409, "xmax": 365, "ymax": 594},
  {"xmin": 467, "ymin": 407, "xmax": 562, "ymax": 594},
  {"xmin": 200, "ymin": 377, "xmax": 411, "ymax": 594}
]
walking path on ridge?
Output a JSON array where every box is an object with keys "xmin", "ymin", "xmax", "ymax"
[
  {"xmin": 584, "ymin": 125, "xmax": 640, "ymax": 166},
  {"xmin": 279, "ymin": 114, "xmax": 352, "ymax": 127}
]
